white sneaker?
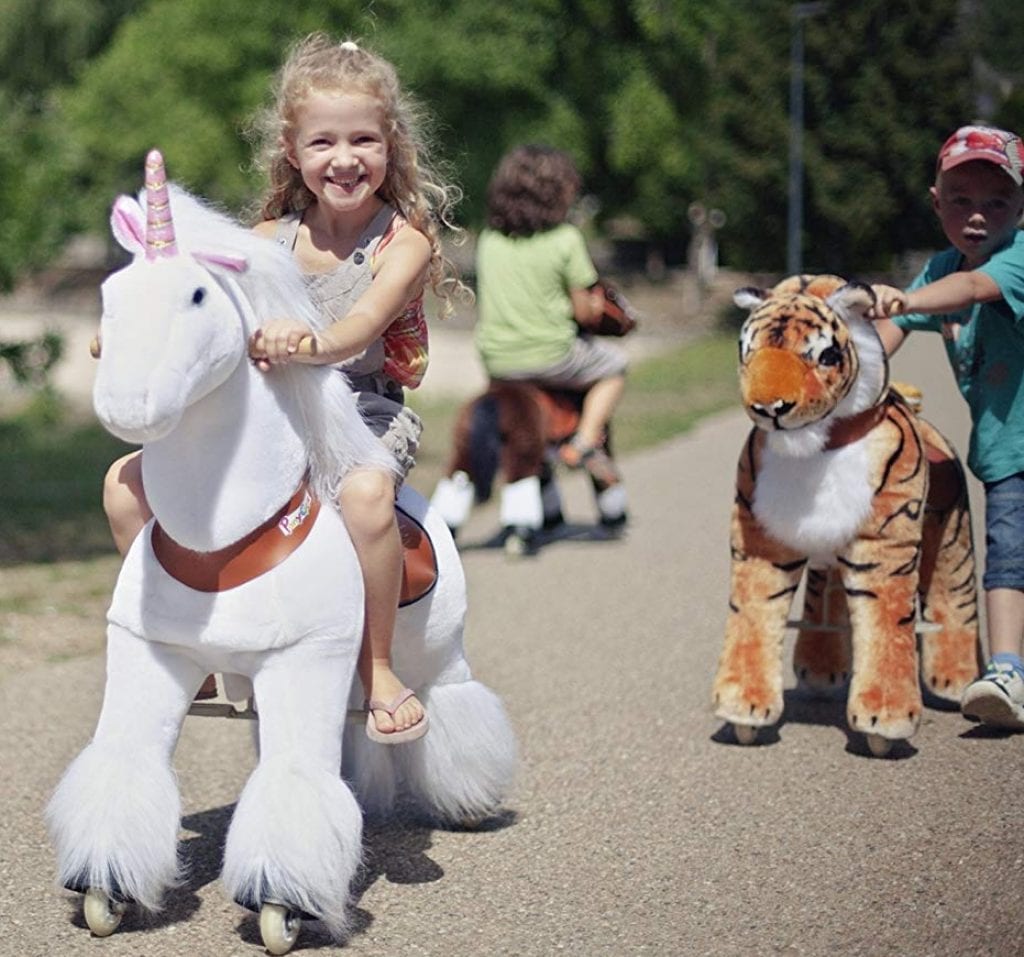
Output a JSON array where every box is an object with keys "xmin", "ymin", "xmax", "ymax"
[{"xmin": 961, "ymin": 663, "xmax": 1024, "ymax": 730}]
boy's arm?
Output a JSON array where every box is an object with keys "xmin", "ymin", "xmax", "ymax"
[
  {"xmin": 901, "ymin": 269, "xmax": 1002, "ymax": 314},
  {"xmin": 870, "ymin": 268, "xmax": 1004, "ymax": 357},
  {"xmin": 874, "ymin": 316, "xmax": 908, "ymax": 357},
  {"xmin": 868, "ymin": 284, "xmax": 910, "ymax": 357}
]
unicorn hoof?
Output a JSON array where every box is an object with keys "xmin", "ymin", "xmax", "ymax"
[
  {"xmin": 83, "ymin": 887, "xmax": 127, "ymax": 937},
  {"xmin": 260, "ymin": 902, "xmax": 302, "ymax": 955}
]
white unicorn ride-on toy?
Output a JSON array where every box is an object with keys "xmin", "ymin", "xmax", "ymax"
[{"xmin": 46, "ymin": 151, "xmax": 516, "ymax": 954}]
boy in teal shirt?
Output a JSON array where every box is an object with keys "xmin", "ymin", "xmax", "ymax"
[{"xmin": 873, "ymin": 125, "xmax": 1024, "ymax": 730}]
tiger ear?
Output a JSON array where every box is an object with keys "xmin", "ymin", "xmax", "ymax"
[
  {"xmin": 826, "ymin": 281, "xmax": 876, "ymax": 321},
  {"xmin": 734, "ymin": 286, "xmax": 767, "ymax": 311}
]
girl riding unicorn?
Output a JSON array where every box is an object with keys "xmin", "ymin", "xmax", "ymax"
[{"xmin": 103, "ymin": 33, "xmax": 466, "ymax": 743}]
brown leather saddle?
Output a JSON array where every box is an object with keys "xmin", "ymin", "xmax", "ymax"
[{"xmin": 152, "ymin": 482, "xmax": 438, "ymax": 606}]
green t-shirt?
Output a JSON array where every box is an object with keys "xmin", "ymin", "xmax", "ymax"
[
  {"xmin": 474, "ymin": 223, "xmax": 599, "ymax": 376},
  {"xmin": 893, "ymin": 228, "xmax": 1024, "ymax": 482}
]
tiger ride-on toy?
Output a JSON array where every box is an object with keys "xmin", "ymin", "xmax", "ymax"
[
  {"xmin": 711, "ymin": 275, "xmax": 982, "ymax": 757},
  {"xmin": 430, "ymin": 380, "xmax": 628, "ymax": 556}
]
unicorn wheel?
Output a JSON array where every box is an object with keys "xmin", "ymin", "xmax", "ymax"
[
  {"xmin": 83, "ymin": 887, "xmax": 127, "ymax": 937},
  {"xmin": 732, "ymin": 723, "xmax": 758, "ymax": 746},
  {"xmin": 260, "ymin": 903, "xmax": 302, "ymax": 955}
]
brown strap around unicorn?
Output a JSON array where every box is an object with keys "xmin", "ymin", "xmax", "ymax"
[{"xmin": 152, "ymin": 480, "xmax": 438, "ymax": 604}]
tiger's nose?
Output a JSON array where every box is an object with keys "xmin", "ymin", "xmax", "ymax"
[{"xmin": 750, "ymin": 398, "xmax": 795, "ymax": 419}]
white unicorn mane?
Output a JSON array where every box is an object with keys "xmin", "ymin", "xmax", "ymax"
[{"xmin": 151, "ymin": 185, "xmax": 398, "ymax": 500}]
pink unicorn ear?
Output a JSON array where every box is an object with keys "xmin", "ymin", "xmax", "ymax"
[
  {"xmin": 110, "ymin": 196, "xmax": 146, "ymax": 254},
  {"xmin": 193, "ymin": 250, "xmax": 249, "ymax": 273}
]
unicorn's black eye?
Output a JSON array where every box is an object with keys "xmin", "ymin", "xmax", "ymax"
[
  {"xmin": 192, "ymin": 287, "xmax": 206, "ymax": 306},
  {"xmin": 819, "ymin": 343, "xmax": 843, "ymax": 367}
]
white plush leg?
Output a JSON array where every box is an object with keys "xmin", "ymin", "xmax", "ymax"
[
  {"xmin": 221, "ymin": 636, "xmax": 361, "ymax": 941},
  {"xmin": 341, "ymin": 722, "xmax": 399, "ymax": 819},
  {"xmin": 596, "ymin": 483, "xmax": 628, "ymax": 523},
  {"xmin": 222, "ymin": 672, "xmax": 253, "ymax": 703},
  {"xmin": 500, "ymin": 476, "xmax": 543, "ymax": 531},
  {"xmin": 396, "ymin": 679, "xmax": 517, "ymax": 824},
  {"xmin": 430, "ymin": 471, "xmax": 475, "ymax": 531},
  {"xmin": 46, "ymin": 625, "xmax": 203, "ymax": 911}
]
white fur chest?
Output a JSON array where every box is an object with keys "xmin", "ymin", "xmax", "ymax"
[{"xmin": 752, "ymin": 439, "xmax": 875, "ymax": 563}]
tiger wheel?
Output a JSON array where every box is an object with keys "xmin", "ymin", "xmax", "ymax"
[
  {"xmin": 865, "ymin": 733, "xmax": 894, "ymax": 757},
  {"xmin": 732, "ymin": 723, "xmax": 758, "ymax": 746}
]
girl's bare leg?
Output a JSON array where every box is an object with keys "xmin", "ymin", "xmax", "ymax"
[
  {"xmin": 340, "ymin": 470, "xmax": 425, "ymax": 735},
  {"xmin": 104, "ymin": 451, "xmax": 151, "ymax": 555}
]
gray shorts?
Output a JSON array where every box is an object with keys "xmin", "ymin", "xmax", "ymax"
[
  {"xmin": 497, "ymin": 336, "xmax": 628, "ymax": 391},
  {"xmin": 355, "ymin": 390, "xmax": 422, "ymax": 479}
]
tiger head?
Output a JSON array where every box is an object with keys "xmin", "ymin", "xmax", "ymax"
[{"xmin": 734, "ymin": 274, "xmax": 889, "ymax": 456}]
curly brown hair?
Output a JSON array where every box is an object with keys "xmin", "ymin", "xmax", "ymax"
[
  {"xmin": 485, "ymin": 145, "xmax": 582, "ymax": 237},
  {"xmin": 246, "ymin": 33, "xmax": 468, "ymax": 315}
]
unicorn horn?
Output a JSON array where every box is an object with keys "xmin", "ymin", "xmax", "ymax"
[{"xmin": 144, "ymin": 149, "xmax": 177, "ymax": 260}]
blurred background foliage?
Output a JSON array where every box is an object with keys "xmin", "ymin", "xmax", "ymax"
[{"xmin": 0, "ymin": 0, "xmax": 1022, "ymax": 287}]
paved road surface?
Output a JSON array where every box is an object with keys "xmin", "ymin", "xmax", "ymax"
[{"xmin": 1, "ymin": 333, "xmax": 1022, "ymax": 957}]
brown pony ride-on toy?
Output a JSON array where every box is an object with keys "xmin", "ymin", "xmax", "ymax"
[
  {"xmin": 430, "ymin": 379, "xmax": 628, "ymax": 556},
  {"xmin": 712, "ymin": 275, "xmax": 981, "ymax": 757}
]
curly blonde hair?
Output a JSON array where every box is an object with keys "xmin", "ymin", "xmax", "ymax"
[{"xmin": 247, "ymin": 32, "xmax": 468, "ymax": 315}]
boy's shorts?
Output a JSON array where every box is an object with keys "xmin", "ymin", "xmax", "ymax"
[
  {"xmin": 983, "ymin": 471, "xmax": 1024, "ymax": 590},
  {"xmin": 496, "ymin": 336, "xmax": 628, "ymax": 392}
]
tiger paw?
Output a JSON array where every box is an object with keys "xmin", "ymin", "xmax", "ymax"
[
  {"xmin": 712, "ymin": 682, "xmax": 783, "ymax": 730},
  {"xmin": 846, "ymin": 680, "xmax": 921, "ymax": 742},
  {"xmin": 793, "ymin": 626, "xmax": 851, "ymax": 698},
  {"xmin": 920, "ymin": 637, "xmax": 981, "ymax": 705}
]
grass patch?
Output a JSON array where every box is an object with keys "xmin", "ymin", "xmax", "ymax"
[
  {"xmin": 614, "ymin": 333, "xmax": 739, "ymax": 453},
  {"xmin": 0, "ymin": 390, "xmax": 134, "ymax": 564}
]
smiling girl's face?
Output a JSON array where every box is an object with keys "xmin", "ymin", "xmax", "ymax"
[{"xmin": 285, "ymin": 91, "xmax": 389, "ymax": 218}]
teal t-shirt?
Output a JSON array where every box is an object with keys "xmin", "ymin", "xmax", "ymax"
[
  {"xmin": 893, "ymin": 228, "xmax": 1024, "ymax": 482},
  {"xmin": 474, "ymin": 223, "xmax": 599, "ymax": 376}
]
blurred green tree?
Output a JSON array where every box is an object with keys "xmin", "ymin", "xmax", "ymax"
[
  {"xmin": 1, "ymin": 0, "xmax": 1019, "ymax": 289},
  {"xmin": 703, "ymin": 0, "xmax": 972, "ymax": 273}
]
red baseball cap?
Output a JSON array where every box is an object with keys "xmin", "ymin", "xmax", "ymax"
[{"xmin": 937, "ymin": 125, "xmax": 1024, "ymax": 185}]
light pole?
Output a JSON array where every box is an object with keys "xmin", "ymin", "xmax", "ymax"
[{"xmin": 787, "ymin": 2, "xmax": 826, "ymax": 275}]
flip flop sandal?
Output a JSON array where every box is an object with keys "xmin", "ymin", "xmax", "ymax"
[{"xmin": 365, "ymin": 688, "xmax": 429, "ymax": 745}]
